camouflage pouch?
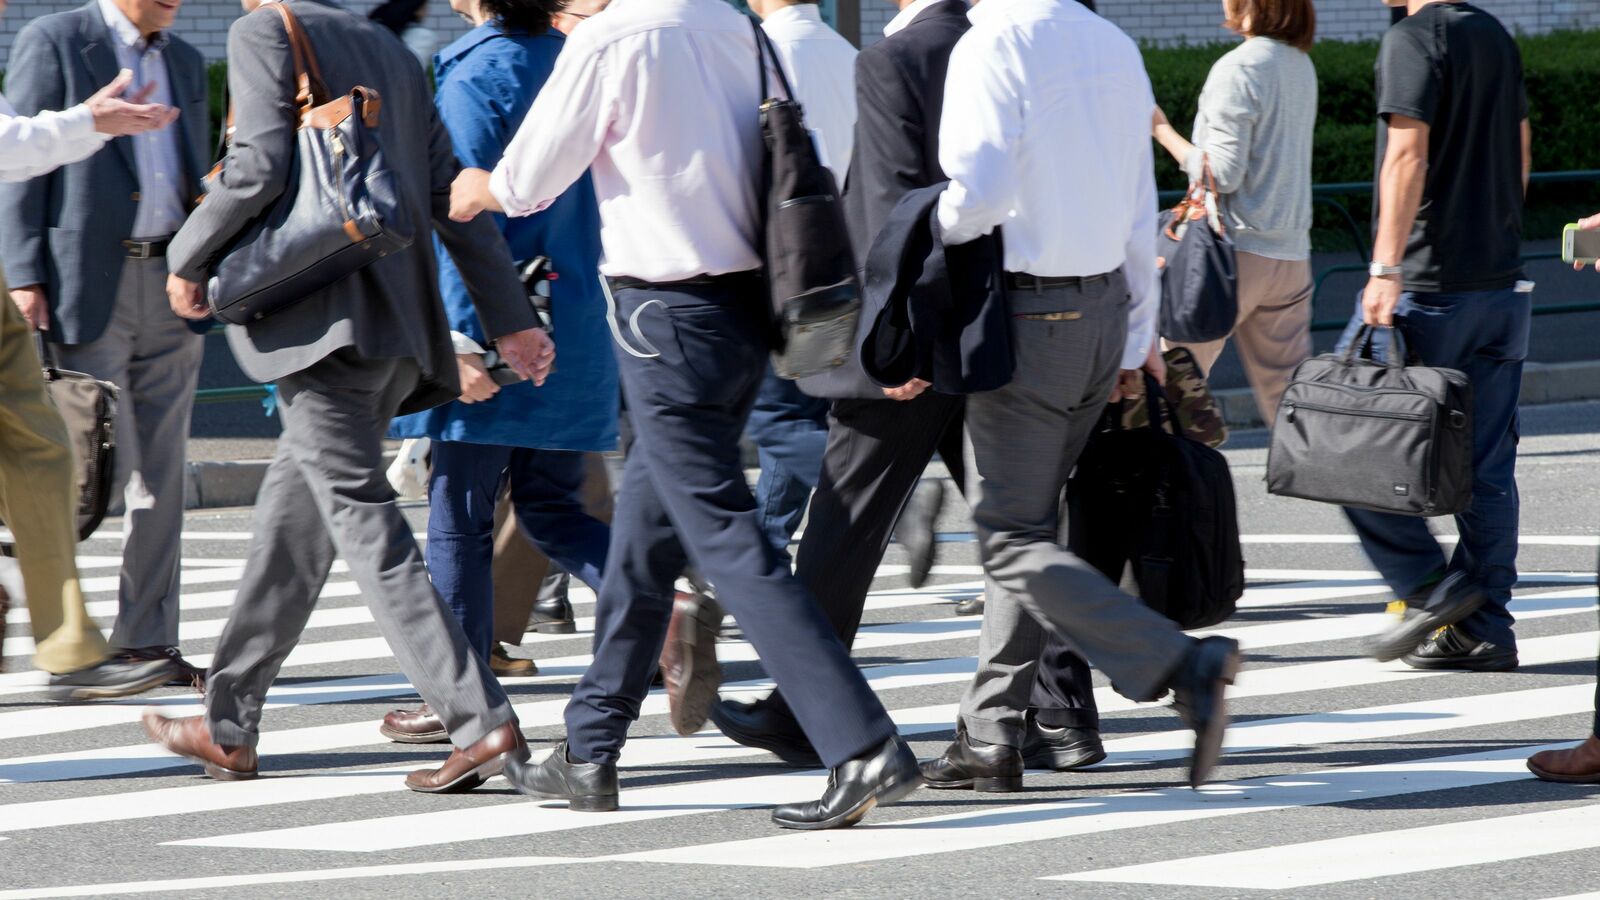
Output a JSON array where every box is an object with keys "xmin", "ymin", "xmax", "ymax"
[{"xmin": 1121, "ymin": 346, "xmax": 1228, "ymax": 448}]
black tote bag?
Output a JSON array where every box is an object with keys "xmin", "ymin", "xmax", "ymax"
[{"xmin": 1156, "ymin": 158, "xmax": 1238, "ymax": 343}]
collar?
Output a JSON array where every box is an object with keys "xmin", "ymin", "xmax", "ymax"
[
  {"xmin": 884, "ymin": 0, "xmax": 953, "ymax": 37},
  {"xmin": 97, "ymin": 0, "xmax": 168, "ymax": 52},
  {"xmin": 435, "ymin": 22, "xmax": 551, "ymax": 69},
  {"xmin": 764, "ymin": 3, "xmax": 823, "ymax": 28}
]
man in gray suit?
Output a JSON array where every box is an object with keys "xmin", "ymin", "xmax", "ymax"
[
  {"xmin": 141, "ymin": 0, "xmax": 554, "ymax": 792},
  {"xmin": 0, "ymin": 0, "xmax": 211, "ymax": 684}
]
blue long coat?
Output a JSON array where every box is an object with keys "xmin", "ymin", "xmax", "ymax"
[{"xmin": 390, "ymin": 24, "xmax": 618, "ymax": 451}]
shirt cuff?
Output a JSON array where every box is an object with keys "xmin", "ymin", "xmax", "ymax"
[
  {"xmin": 1182, "ymin": 147, "xmax": 1207, "ymax": 184},
  {"xmin": 61, "ymin": 104, "xmax": 110, "ymax": 144},
  {"xmin": 450, "ymin": 331, "xmax": 487, "ymax": 355},
  {"xmin": 936, "ymin": 186, "xmax": 982, "ymax": 247},
  {"xmin": 489, "ymin": 163, "xmax": 554, "ymax": 218},
  {"xmin": 1121, "ymin": 323, "xmax": 1154, "ymax": 369}
]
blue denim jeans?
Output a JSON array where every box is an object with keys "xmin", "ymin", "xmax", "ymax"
[
  {"xmin": 745, "ymin": 364, "xmax": 829, "ymax": 560},
  {"xmin": 1334, "ymin": 287, "xmax": 1530, "ymax": 648}
]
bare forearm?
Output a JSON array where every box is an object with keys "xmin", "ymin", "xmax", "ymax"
[
  {"xmin": 1373, "ymin": 154, "xmax": 1426, "ymax": 265},
  {"xmin": 1521, "ymin": 119, "xmax": 1532, "ymax": 196},
  {"xmin": 1153, "ymin": 123, "xmax": 1195, "ymax": 168}
]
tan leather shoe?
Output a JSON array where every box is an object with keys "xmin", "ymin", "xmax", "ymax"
[
  {"xmin": 490, "ymin": 644, "xmax": 539, "ymax": 678},
  {"xmin": 1528, "ymin": 735, "xmax": 1600, "ymax": 783},
  {"xmin": 141, "ymin": 710, "xmax": 258, "ymax": 780},
  {"xmin": 661, "ymin": 591, "xmax": 722, "ymax": 736},
  {"xmin": 379, "ymin": 703, "xmax": 449, "ymax": 744},
  {"xmin": 405, "ymin": 721, "xmax": 527, "ymax": 794}
]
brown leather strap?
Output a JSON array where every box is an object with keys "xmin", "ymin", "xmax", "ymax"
[{"xmin": 271, "ymin": 2, "xmax": 330, "ymax": 115}]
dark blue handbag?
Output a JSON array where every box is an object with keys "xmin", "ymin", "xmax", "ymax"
[{"xmin": 1156, "ymin": 159, "xmax": 1238, "ymax": 343}]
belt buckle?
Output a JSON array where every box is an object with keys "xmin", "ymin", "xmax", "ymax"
[{"xmin": 123, "ymin": 240, "xmax": 153, "ymax": 260}]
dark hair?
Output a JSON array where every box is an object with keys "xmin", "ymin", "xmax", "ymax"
[
  {"xmin": 368, "ymin": 0, "xmax": 428, "ymax": 35},
  {"xmin": 481, "ymin": 0, "xmax": 565, "ymax": 35},
  {"xmin": 1224, "ymin": 0, "xmax": 1316, "ymax": 51}
]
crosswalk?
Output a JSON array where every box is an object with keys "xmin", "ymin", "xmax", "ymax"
[{"xmin": 1, "ymin": 529, "xmax": 1598, "ymax": 898}]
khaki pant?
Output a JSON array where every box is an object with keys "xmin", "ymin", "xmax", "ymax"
[
  {"xmin": 490, "ymin": 452, "xmax": 614, "ymax": 646},
  {"xmin": 1168, "ymin": 252, "xmax": 1313, "ymax": 427},
  {"xmin": 0, "ymin": 285, "xmax": 108, "ymax": 674}
]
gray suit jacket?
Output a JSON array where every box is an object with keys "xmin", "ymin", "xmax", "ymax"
[
  {"xmin": 0, "ymin": 1, "xmax": 209, "ymax": 345},
  {"xmin": 168, "ymin": 0, "xmax": 534, "ymax": 415}
]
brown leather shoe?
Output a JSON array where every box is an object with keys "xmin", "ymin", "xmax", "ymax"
[
  {"xmin": 489, "ymin": 644, "xmax": 539, "ymax": 678},
  {"xmin": 1528, "ymin": 735, "xmax": 1600, "ymax": 783},
  {"xmin": 405, "ymin": 721, "xmax": 528, "ymax": 794},
  {"xmin": 379, "ymin": 703, "xmax": 449, "ymax": 744},
  {"xmin": 661, "ymin": 590, "xmax": 722, "ymax": 736},
  {"xmin": 141, "ymin": 710, "xmax": 258, "ymax": 780}
]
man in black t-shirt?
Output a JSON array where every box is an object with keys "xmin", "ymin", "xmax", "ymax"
[{"xmin": 1341, "ymin": 0, "xmax": 1532, "ymax": 672}]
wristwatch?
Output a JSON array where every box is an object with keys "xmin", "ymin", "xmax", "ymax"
[{"xmin": 1368, "ymin": 261, "xmax": 1403, "ymax": 278}]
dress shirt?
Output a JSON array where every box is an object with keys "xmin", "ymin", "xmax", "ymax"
[
  {"xmin": 761, "ymin": 3, "xmax": 857, "ymax": 182},
  {"xmin": 936, "ymin": 0, "xmax": 1159, "ymax": 368},
  {"xmin": 883, "ymin": 0, "xmax": 948, "ymax": 37},
  {"xmin": 489, "ymin": 0, "xmax": 766, "ymax": 282},
  {"xmin": 98, "ymin": 0, "xmax": 186, "ymax": 237},
  {"xmin": 0, "ymin": 94, "xmax": 109, "ymax": 184}
]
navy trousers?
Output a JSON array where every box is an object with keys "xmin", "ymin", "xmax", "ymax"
[
  {"xmin": 1335, "ymin": 287, "xmax": 1529, "ymax": 649},
  {"xmin": 427, "ymin": 442, "xmax": 611, "ymax": 660},
  {"xmin": 746, "ymin": 365, "xmax": 830, "ymax": 559},
  {"xmin": 565, "ymin": 275, "xmax": 897, "ymax": 768}
]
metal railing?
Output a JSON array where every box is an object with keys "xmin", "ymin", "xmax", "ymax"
[{"xmin": 196, "ymin": 170, "xmax": 1600, "ymax": 405}]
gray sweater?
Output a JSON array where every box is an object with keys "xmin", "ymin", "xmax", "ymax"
[{"xmin": 1183, "ymin": 37, "xmax": 1317, "ymax": 261}]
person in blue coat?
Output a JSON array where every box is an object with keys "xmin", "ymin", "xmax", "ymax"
[{"xmin": 384, "ymin": 0, "xmax": 619, "ymax": 743}]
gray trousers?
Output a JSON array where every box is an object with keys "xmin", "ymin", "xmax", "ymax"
[
  {"xmin": 54, "ymin": 255, "xmax": 203, "ymax": 651},
  {"xmin": 959, "ymin": 272, "xmax": 1193, "ymax": 747},
  {"xmin": 204, "ymin": 348, "xmax": 513, "ymax": 749}
]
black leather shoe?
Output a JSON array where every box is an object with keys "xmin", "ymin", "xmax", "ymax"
[
  {"xmin": 1368, "ymin": 571, "xmax": 1487, "ymax": 663},
  {"xmin": 954, "ymin": 595, "xmax": 985, "ymax": 617},
  {"xmin": 530, "ymin": 592, "xmax": 576, "ymax": 635},
  {"xmin": 504, "ymin": 739, "xmax": 619, "ymax": 812},
  {"xmin": 117, "ymin": 646, "xmax": 205, "ymax": 691},
  {"xmin": 1169, "ymin": 636, "xmax": 1241, "ymax": 788},
  {"xmin": 1021, "ymin": 718, "xmax": 1106, "ymax": 771},
  {"xmin": 895, "ymin": 480, "xmax": 944, "ymax": 589},
  {"xmin": 1402, "ymin": 625, "xmax": 1519, "ymax": 671},
  {"xmin": 920, "ymin": 724, "xmax": 1024, "ymax": 792},
  {"xmin": 48, "ymin": 657, "xmax": 177, "ymax": 702},
  {"xmin": 710, "ymin": 697, "xmax": 822, "ymax": 768},
  {"xmin": 771, "ymin": 736, "xmax": 922, "ymax": 830}
]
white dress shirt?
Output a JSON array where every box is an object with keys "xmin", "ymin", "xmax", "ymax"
[
  {"xmin": 936, "ymin": 0, "xmax": 1160, "ymax": 368},
  {"xmin": 98, "ymin": 0, "xmax": 186, "ymax": 237},
  {"xmin": 490, "ymin": 0, "xmax": 766, "ymax": 282},
  {"xmin": 0, "ymin": 95, "xmax": 108, "ymax": 184},
  {"xmin": 761, "ymin": 3, "xmax": 857, "ymax": 183},
  {"xmin": 884, "ymin": 0, "xmax": 948, "ymax": 37}
]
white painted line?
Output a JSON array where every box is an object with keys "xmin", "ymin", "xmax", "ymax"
[
  {"xmin": 6, "ymin": 563, "xmax": 350, "ymax": 626},
  {"xmin": 1236, "ymin": 534, "xmax": 1600, "ymax": 547},
  {"xmin": 1047, "ymin": 801, "xmax": 1600, "ymax": 888}
]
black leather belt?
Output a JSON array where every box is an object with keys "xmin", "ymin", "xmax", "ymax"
[
  {"xmin": 123, "ymin": 238, "xmax": 172, "ymax": 259},
  {"xmin": 1005, "ymin": 271, "xmax": 1114, "ymax": 292},
  {"xmin": 609, "ymin": 270, "xmax": 760, "ymax": 292}
]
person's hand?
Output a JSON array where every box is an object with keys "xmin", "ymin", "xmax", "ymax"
[
  {"xmin": 494, "ymin": 327, "xmax": 555, "ymax": 386},
  {"xmin": 883, "ymin": 377, "xmax": 930, "ymax": 401},
  {"xmin": 1362, "ymin": 276, "xmax": 1402, "ymax": 326},
  {"xmin": 1152, "ymin": 105, "xmax": 1171, "ymax": 133},
  {"xmin": 9, "ymin": 285, "xmax": 49, "ymax": 331},
  {"xmin": 1575, "ymin": 213, "xmax": 1600, "ymax": 273},
  {"xmin": 456, "ymin": 353, "xmax": 500, "ymax": 403},
  {"xmin": 1109, "ymin": 343, "xmax": 1166, "ymax": 403},
  {"xmin": 85, "ymin": 69, "xmax": 179, "ymax": 137},
  {"xmin": 166, "ymin": 273, "xmax": 209, "ymax": 320},
  {"xmin": 449, "ymin": 168, "xmax": 497, "ymax": 222}
]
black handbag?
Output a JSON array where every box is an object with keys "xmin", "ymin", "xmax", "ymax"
[
  {"xmin": 1267, "ymin": 324, "xmax": 1473, "ymax": 516},
  {"xmin": 751, "ymin": 19, "xmax": 862, "ymax": 380},
  {"xmin": 205, "ymin": 1, "xmax": 413, "ymax": 325},
  {"xmin": 1067, "ymin": 377, "xmax": 1244, "ymax": 631},
  {"xmin": 1156, "ymin": 158, "xmax": 1238, "ymax": 343}
]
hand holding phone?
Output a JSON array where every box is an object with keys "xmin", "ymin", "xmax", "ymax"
[{"xmin": 1563, "ymin": 217, "xmax": 1600, "ymax": 271}]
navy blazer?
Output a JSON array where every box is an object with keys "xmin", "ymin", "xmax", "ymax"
[{"xmin": 0, "ymin": 0, "xmax": 210, "ymax": 345}]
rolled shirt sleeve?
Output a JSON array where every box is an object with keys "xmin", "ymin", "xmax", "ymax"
[
  {"xmin": 935, "ymin": 25, "xmax": 1024, "ymax": 245},
  {"xmin": 0, "ymin": 102, "xmax": 110, "ymax": 183}
]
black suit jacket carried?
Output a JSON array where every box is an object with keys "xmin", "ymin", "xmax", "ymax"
[{"xmin": 798, "ymin": 0, "xmax": 971, "ymax": 400}]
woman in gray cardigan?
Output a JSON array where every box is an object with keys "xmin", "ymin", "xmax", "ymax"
[{"xmin": 1152, "ymin": 0, "xmax": 1318, "ymax": 426}]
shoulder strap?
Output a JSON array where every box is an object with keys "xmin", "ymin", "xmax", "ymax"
[
  {"xmin": 748, "ymin": 16, "xmax": 795, "ymax": 104},
  {"xmin": 271, "ymin": 1, "xmax": 330, "ymax": 114}
]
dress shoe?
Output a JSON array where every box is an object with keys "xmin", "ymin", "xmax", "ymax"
[
  {"xmin": 772, "ymin": 735, "xmax": 923, "ymax": 830},
  {"xmin": 504, "ymin": 739, "xmax": 619, "ymax": 811},
  {"xmin": 379, "ymin": 703, "xmax": 449, "ymax": 744},
  {"xmin": 1528, "ymin": 735, "xmax": 1600, "ymax": 783},
  {"xmin": 661, "ymin": 590, "xmax": 722, "ymax": 736},
  {"xmin": 141, "ymin": 710, "xmax": 258, "ymax": 780},
  {"xmin": 0, "ymin": 585, "xmax": 9, "ymax": 674},
  {"xmin": 895, "ymin": 480, "xmax": 944, "ymax": 589},
  {"xmin": 1169, "ymin": 635, "xmax": 1241, "ymax": 788},
  {"xmin": 490, "ymin": 643, "xmax": 539, "ymax": 677},
  {"xmin": 1021, "ymin": 718, "xmax": 1106, "ymax": 771},
  {"xmin": 920, "ymin": 724, "xmax": 1024, "ymax": 792},
  {"xmin": 710, "ymin": 697, "xmax": 822, "ymax": 768},
  {"xmin": 49, "ymin": 657, "xmax": 178, "ymax": 702},
  {"xmin": 530, "ymin": 593, "xmax": 576, "ymax": 635},
  {"xmin": 118, "ymin": 646, "xmax": 206, "ymax": 691},
  {"xmin": 405, "ymin": 721, "xmax": 527, "ymax": 794},
  {"xmin": 955, "ymin": 595, "xmax": 985, "ymax": 617},
  {"xmin": 1368, "ymin": 571, "xmax": 1487, "ymax": 663},
  {"xmin": 1401, "ymin": 625, "xmax": 1519, "ymax": 672}
]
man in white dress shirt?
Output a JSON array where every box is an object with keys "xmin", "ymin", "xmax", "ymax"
[
  {"xmin": 918, "ymin": 0, "xmax": 1241, "ymax": 791},
  {"xmin": 0, "ymin": 0, "xmax": 187, "ymax": 699},
  {"xmin": 450, "ymin": 0, "xmax": 921, "ymax": 829}
]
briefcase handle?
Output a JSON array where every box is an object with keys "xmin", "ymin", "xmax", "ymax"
[{"xmin": 1341, "ymin": 324, "xmax": 1408, "ymax": 371}]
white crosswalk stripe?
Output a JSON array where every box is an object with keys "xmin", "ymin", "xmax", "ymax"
[{"xmin": 1, "ymin": 533, "xmax": 1596, "ymax": 898}]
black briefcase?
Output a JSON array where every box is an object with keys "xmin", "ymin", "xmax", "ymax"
[{"xmin": 1267, "ymin": 325, "xmax": 1472, "ymax": 516}]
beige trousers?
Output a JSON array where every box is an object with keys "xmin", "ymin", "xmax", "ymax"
[{"xmin": 1168, "ymin": 251, "xmax": 1313, "ymax": 427}]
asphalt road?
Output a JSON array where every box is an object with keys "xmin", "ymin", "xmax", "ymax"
[{"xmin": 2, "ymin": 402, "xmax": 1598, "ymax": 899}]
